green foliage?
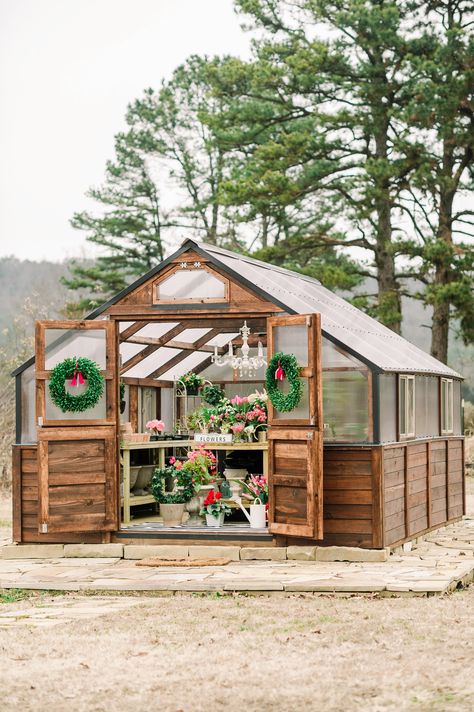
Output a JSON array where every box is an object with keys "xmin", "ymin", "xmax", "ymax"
[
  {"xmin": 49, "ymin": 357, "xmax": 104, "ymax": 413},
  {"xmin": 150, "ymin": 466, "xmax": 194, "ymax": 504},
  {"xmin": 265, "ymin": 352, "xmax": 303, "ymax": 412},
  {"xmin": 201, "ymin": 384, "xmax": 225, "ymax": 406}
]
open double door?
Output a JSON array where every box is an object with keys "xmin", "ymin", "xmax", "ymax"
[{"xmin": 35, "ymin": 314, "xmax": 323, "ymax": 540}]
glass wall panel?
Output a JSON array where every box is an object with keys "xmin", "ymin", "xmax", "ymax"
[
  {"xmin": 322, "ymin": 337, "xmax": 370, "ymax": 442},
  {"xmin": 20, "ymin": 364, "xmax": 36, "ymax": 443},
  {"xmin": 416, "ymin": 376, "xmax": 440, "ymax": 437},
  {"xmin": 157, "ymin": 270, "xmax": 226, "ymax": 300},
  {"xmin": 274, "ymin": 325, "xmax": 308, "ymax": 367},
  {"xmin": 323, "ymin": 371, "xmax": 369, "ymax": 441},
  {"xmin": 45, "ymin": 329, "xmax": 106, "ymax": 370},
  {"xmin": 45, "ymin": 379, "xmax": 107, "ymax": 420},
  {"xmin": 138, "ymin": 387, "xmax": 156, "ymax": 431},
  {"xmin": 379, "ymin": 374, "xmax": 397, "ymax": 442},
  {"xmin": 161, "ymin": 387, "xmax": 174, "ymax": 432},
  {"xmin": 453, "ymin": 380, "xmax": 461, "ymax": 435},
  {"xmin": 274, "ymin": 376, "xmax": 310, "ymax": 421}
]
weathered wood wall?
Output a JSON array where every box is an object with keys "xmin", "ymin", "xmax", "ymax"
[
  {"xmin": 383, "ymin": 437, "xmax": 464, "ymax": 547},
  {"xmin": 12, "ymin": 445, "xmax": 103, "ymax": 544},
  {"xmin": 12, "ymin": 438, "xmax": 464, "ymax": 548}
]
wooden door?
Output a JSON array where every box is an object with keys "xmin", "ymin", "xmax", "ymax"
[
  {"xmin": 35, "ymin": 320, "xmax": 119, "ymax": 534},
  {"xmin": 267, "ymin": 314, "xmax": 323, "ymax": 539}
]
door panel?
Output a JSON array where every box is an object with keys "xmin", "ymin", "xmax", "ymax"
[
  {"xmin": 268, "ymin": 428, "xmax": 323, "ymax": 538},
  {"xmin": 35, "ymin": 319, "xmax": 119, "ymax": 534},
  {"xmin": 38, "ymin": 426, "xmax": 117, "ymax": 533},
  {"xmin": 267, "ymin": 313, "xmax": 323, "ymax": 539},
  {"xmin": 35, "ymin": 320, "xmax": 117, "ymax": 427},
  {"xmin": 267, "ymin": 314, "xmax": 322, "ymax": 427}
]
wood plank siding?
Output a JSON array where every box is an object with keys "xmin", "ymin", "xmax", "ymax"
[
  {"xmin": 12, "ymin": 437, "xmax": 464, "ymax": 548},
  {"xmin": 12, "ymin": 445, "xmax": 103, "ymax": 544},
  {"xmin": 383, "ymin": 437, "xmax": 464, "ymax": 547}
]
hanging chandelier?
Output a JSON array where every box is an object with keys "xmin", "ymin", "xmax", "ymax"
[{"xmin": 211, "ymin": 321, "xmax": 267, "ymax": 377}]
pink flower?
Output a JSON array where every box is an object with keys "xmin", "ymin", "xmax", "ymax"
[
  {"xmin": 146, "ymin": 419, "xmax": 165, "ymax": 433},
  {"xmin": 175, "ymin": 461, "xmax": 183, "ymax": 470},
  {"xmin": 169, "ymin": 456, "xmax": 176, "ymax": 464},
  {"xmin": 231, "ymin": 423, "xmax": 244, "ymax": 433}
]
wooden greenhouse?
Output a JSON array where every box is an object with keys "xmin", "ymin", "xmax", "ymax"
[{"xmin": 11, "ymin": 240, "xmax": 465, "ymax": 550}]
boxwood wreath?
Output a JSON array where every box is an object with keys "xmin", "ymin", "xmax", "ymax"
[
  {"xmin": 265, "ymin": 352, "xmax": 303, "ymax": 412},
  {"xmin": 49, "ymin": 357, "xmax": 104, "ymax": 413}
]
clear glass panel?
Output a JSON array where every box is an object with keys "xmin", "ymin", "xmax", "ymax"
[
  {"xmin": 157, "ymin": 270, "xmax": 226, "ymax": 300},
  {"xmin": 120, "ymin": 343, "xmax": 147, "ymax": 362},
  {"xmin": 177, "ymin": 328, "xmax": 213, "ymax": 344},
  {"xmin": 399, "ymin": 378, "xmax": 406, "ymax": 435},
  {"xmin": 122, "ymin": 347, "xmax": 177, "ymax": 378},
  {"xmin": 274, "ymin": 377, "xmax": 310, "ymax": 421},
  {"xmin": 45, "ymin": 329, "xmax": 106, "ymax": 369},
  {"xmin": 427, "ymin": 376, "xmax": 440, "ymax": 436},
  {"xmin": 133, "ymin": 322, "xmax": 179, "ymax": 339},
  {"xmin": 379, "ymin": 374, "xmax": 397, "ymax": 442},
  {"xmin": 407, "ymin": 377, "xmax": 415, "ymax": 435},
  {"xmin": 160, "ymin": 351, "xmax": 213, "ymax": 381},
  {"xmin": 224, "ymin": 382, "xmax": 265, "ymax": 399},
  {"xmin": 274, "ymin": 324, "xmax": 308, "ymax": 367},
  {"xmin": 415, "ymin": 376, "xmax": 427, "ymax": 437},
  {"xmin": 20, "ymin": 364, "xmax": 36, "ymax": 443},
  {"xmin": 45, "ymin": 379, "xmax": 107, "ymax": 420},
  {"xmin": 453, "ymin": 380, "xmax": 461, "ymax": 434},
  {"xmin": 138, "ymin": 387, "xmax": 157, "ymax": 431},
  {"xmin": 322, "ymin": 338, "xmax": 367, "ymax": 370},
  {"xmin": 161, "ymin": 387, "xmax": 174, "ymax": 432},
  {"xmin": 323, "ymin": 371, "xmax": 369, "ymax": 442}
]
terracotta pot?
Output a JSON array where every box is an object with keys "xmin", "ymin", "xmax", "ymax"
[{"xmin": 159, "ymin": 503, "xmax": 185, "ymax": 527}]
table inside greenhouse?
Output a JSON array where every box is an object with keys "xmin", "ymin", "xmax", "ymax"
[{"xmin": 120, "ymin": 439, "xmax": 268, "ymax": 524}]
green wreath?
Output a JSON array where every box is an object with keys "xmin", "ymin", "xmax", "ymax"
[
  {"xmin": 265, "ymin": 352, "xmax": 303, "ymax": 412},
  {"xmin": 49, "ymin": 356, "xmax": 104, "ymax": 413}
]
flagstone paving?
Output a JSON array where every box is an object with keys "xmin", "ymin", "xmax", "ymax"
[{"xmin": 2, "ymin": 517, "xmax": 474, "ymax": 596}]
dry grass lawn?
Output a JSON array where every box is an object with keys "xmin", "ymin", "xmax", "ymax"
[{"xmin": 0, "ymin": 467, "xmax": 473, "ymax": 711}]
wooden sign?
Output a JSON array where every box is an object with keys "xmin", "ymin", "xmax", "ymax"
[{"xmin": 193, "ymin": 433, "xmax": 233, "ymax": 444}]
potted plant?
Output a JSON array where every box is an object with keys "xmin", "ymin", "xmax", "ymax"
[
  {"xmin": 178, "ymin": 371, "xmax": 205, "ymax": 396},
  {"xmin": 202, "ymin": 383, "xmax": 224, "ymax": 406},
  {"xmin": 150, "ymin": 465, "xmax": 193, "ymax": 527},
  {"xmin": 174, "ymin": 448, "xmax": 218, "ymax": 524},
  {"xmin": 238, "ymin": 474, "xmax": 268, "ymax": 529},
  {"xmin": 200, "ymin": 490, "xmax": 231, "ymax": 527},
  {"xmin": 146, "ymin": 419, "xmax": 166, "ymax": 440}
]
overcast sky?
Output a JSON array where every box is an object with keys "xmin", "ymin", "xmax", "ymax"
[{"xmin": 0, "ymin": 0, "xmax": 250, "ymax": 262}]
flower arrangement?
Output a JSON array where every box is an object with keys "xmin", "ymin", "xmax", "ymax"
[
  {"xmin": 200, "ymin": 490, "xmax": 231, "ymax": 519},
  {"xmin": 178, "ymin": 371, "xmax": 205, "ymax": 394},
  {"xmin": 150, "ymin": 465, "xmax": 193, "ymax": 504},
  {"xmin": 146, "ymin": 419, "xmax": 165, "ymax": 435},
  {"xmin": 186, "ymin": 390, "xmax": 268, "ymax": 440},
  {"xmin": 170, "ymin": 447, "xmax": 217, "ymax": 493},
  {"xmin": 239, "ymin": 474, "xmax": 268, "ymax": 505}
]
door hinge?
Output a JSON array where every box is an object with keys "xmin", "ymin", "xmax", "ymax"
[
  {"xmin": 310, "ymin": 415, "xmax": 315, "ymax": 426},
  {"xmin": 40, "ymin": 522, "xmax": 48, "ymax": 533},
  {"xmin": 37, "ymin": 416, "xmax": 43, "ymax": 427},
  {"xmin": 307, "ymin": 431, "xmax": 314, "ymax": 440},
  {"xmin": 306, "ymin": 316, "xmax": 312, "ymax": 327}
]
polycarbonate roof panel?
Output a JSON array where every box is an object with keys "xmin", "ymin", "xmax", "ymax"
[{"xmin": 199, "ymin": 242, "xmax": 460, "ymax": 378}]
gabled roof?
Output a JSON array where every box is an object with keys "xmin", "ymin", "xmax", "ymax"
[{"xmin": 12, "ymin": 238, "xmax": 461, "ymax": 378}]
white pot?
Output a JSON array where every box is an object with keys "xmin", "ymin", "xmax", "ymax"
[
  {"xmin": 205, "ymin": 512, "xmax": 225, "ymax": 528},
  {"xmin": 223, "ymin": 468, "xmax": 247, "ymax": 498},
  {"xmin": 250, "ymin": 504, "xmax": 267, "ymax": 529}
]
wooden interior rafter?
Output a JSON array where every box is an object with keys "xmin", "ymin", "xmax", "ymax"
[
  {"xmin": 120, "ymin": 321, "xmax": 151, "ymax": 341},
  {"xmin": 145, "ymin": 328, "xmax": 221, "ymax": 379},
  {"xmin": 119, "ymin": 323, "xmax": 187, "ymax": 375}
]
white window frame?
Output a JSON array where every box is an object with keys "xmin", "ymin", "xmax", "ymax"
[
  {"xmin": 441, "ymin": 378, "xmax": 454, "ymax": 434},
  {"xmin": 399, "ymin": 374, "xmax": 415, "ymax": 439}
]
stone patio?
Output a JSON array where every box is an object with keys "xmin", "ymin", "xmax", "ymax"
[{"xmin": 1, "ymin": 517, "xmax": 474, "ymax": 596}]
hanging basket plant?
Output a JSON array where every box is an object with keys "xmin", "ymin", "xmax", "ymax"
[
  {"xmin": 49, "ymin": 356, "xmax": 104, "ymax": 413},
  {"xmin": 265, "ymin": 352, "xmax": 303, "ymax": 412}
]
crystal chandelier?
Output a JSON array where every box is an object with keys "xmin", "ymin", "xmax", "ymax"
[{"xmin": 211, "ymin": 321, "xmax": 267, "ymax": 377}]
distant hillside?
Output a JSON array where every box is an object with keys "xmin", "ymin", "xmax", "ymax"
[{"xmin": 0, "ymin": 256, "xmax": 472, "ymax": 395}]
